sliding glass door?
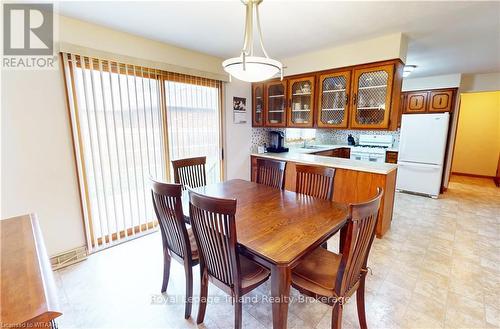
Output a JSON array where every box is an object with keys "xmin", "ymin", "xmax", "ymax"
[
  {"xmin": 164, "ymin": 78, "xmax": 222, "ymax": 184},
  {"xmin": 63, "ymin": 54, "xmax": 222, "ymax": 252}
]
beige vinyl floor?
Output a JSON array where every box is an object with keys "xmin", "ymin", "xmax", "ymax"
[{"xmin": 55, "ymin": 175, "xmax": 499, "ymax": 329}]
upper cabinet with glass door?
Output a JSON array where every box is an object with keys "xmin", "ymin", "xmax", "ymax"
[
  {"xmin": 252, "ymin": 83, "xmax": 264, "ymax": 126},
  {"xmin": 317, "ymin": 71, "xmax": 351, "ymax": 128},
  {"xmin": 287, "ymin": 77, "xmax": 315, "ymax": 128},
  {"xmin": 350, "ymin": 64, "xmax": 394, "ymax": 129},
  {"xmin": 265, "ymin": 81, "xmax": 287, "ymax": 127}
]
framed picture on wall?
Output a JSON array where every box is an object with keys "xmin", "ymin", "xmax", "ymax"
[{"xmin": 233, "ymin": 96, "xmax": 247, "ymax": 124}]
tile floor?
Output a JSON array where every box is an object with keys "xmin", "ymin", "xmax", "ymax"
[{"xmin": 56, "ymin": 175, "xmax": 499, "ymax": 329}]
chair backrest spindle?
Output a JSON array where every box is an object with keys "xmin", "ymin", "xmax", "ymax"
[
  {"xmin": 336, "ymin": 188, "xmax": 383, "ymax": 296},
  {"xmin": 150, "ymin": 179, "xmax": 191, "ymax": 260},
  {"xmin": 256, "ymin": 158, "xmax": 286, "ymax": 189},
  {"xmin": 188, "ymin": 190, "xmax": 240, "ymax": 288},
  {"xmin": 295, "ymin": 165, "xmax": 335, "ymax": 200},
  {"xmin": 172, "ymin": 156, "xmax": 207, "ymax": 190}
]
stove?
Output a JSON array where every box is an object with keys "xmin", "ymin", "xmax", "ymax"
[{"xmin": 350, "ymin": 135, "xmax": 394, "ymax": 163}]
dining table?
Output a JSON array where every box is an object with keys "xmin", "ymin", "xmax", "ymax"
[{"xmin": 181, "ymin": 179, "xmax": 349, "ymax": 329}]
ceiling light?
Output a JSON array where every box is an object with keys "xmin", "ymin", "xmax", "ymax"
[
  {"xmin": 222, "ymin": 0, "xmax": 283, "ymax": 82},
  {"xmin": 403, "ymin": 65, "xmax": 417, "ymax": 78}
]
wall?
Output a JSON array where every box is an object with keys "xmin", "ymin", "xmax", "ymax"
[
  {"xmin": 251, "ymin": 128, "xmax": 399, "ymax": 150},
  {"xmin": 460, "ymin": 72, "xmax": 500, "ymax": 93},
  {"xmin": 224, "ymin": 80, "xmax": 253, "ymax": 181},
  {"xmin": 1, "ymin": 14, "xmax": 226, "ymax": 256},
  {"xmin": 402, "ymin": 73, "xmax": 462, "ymax": 91},
  {"xmin": 281, "ymin": 33, "xmax": 406, "ymax": 76},
  {"xmin": 452, "ymin": 91, "xmax": 500, "ymax": 176}
]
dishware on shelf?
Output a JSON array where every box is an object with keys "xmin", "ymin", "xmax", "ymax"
[
  {"xmin": 270, "ymin": 119, "xmax": 278, "ymax": 124},
  {"xmin": 303, "ymin": 104, "xmax": 309, "ymax": 110},
  {"xmin": 301, "ymin": 83, "xmax": 311, "ymax": 93},
  {"xmin": 294, "ymin": 103, "xmax": 301, "ymax": 111}
]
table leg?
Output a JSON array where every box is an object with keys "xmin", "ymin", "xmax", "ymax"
[{"xmin": 271, "ymin": 264, "xmax": 291, "ymax": 329}]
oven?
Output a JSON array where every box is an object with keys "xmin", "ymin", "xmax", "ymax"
[{"xmin": 350, "ymin": 151, "xmax": 386, "ymax": 163}]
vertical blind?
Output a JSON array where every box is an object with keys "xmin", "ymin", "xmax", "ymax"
[
  {"xmin": 163, "ymin": 73, "xmax": 222, "ymax": 184},
  {"xmin": 62, "ymin": 53, "xmax": 223, "ymax": 252}
]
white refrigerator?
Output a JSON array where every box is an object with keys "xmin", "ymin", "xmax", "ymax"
[{"xmin": 396, "ymin": 113, "xmax": 450, "ymax": 198}]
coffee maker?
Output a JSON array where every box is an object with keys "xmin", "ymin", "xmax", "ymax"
[{"xmin": 266, "ymin": 131, "xmax": 289, "ymax": 153}]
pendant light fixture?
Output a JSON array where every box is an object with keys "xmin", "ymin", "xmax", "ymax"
[{"xmin": 222, "ymin": 0, "xmax": 283, "ymax": 82}]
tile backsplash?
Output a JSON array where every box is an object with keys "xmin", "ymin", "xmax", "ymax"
[{"xmin": 251, "ymin": 128, "xmax": 400, "ymax": 151}]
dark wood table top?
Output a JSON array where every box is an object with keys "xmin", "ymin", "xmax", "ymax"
[{"xmin": 182, "ymin": 179, "xmax": 349, "ymax": 265}]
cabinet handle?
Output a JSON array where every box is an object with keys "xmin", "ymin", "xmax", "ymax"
[
  {"xmin": 345, "ymin": 94, "xmax": 349, "ymax": 106},
  {"xmin": 353, "ymin": 93, "xmax": 357, "ymax": 106}
]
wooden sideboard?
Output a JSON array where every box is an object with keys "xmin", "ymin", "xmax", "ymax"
[{"xmin": 1, "ymin": 214, "xmax": 62, "ymax": 327}]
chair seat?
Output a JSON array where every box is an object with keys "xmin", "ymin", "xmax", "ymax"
[
  {"xmin": 240, "ymin": 255, "xmax": 270, "ymax": 294},
  {"xmin": 186, "ymin": 227, "xmax": 199, "ymax": 260},
  {"xmin": 292, "ymin": 247, "xmax": 342, "ymax": 298}
]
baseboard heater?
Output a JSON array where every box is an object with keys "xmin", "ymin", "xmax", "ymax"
[{"xmin": 50, "ymin": 246, "xmax": 88, "ymax": 270}]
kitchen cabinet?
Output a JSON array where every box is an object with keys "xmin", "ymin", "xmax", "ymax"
[
  {"xmin": 252, "ymin": 83, "xmax": 265, "ymax": 126},
  {"xmin": 350, "ymin": 64, "xmax": 396, "ymax": 129},
  {"xmin": 385, "ymin": 151, "xmax": 398, "ymax": 164},
  {"xmin": 252, "ymin": 58, "xmax": 403, "ymax": 130},
  {"xmin": 317, "ymin": 71, "xmax": 351, "ymax": 128},
  {"xmin": 287, "ymin": 76, "xmax": 315, "ymax": 127},
  {"xmin": 429, "ymin": 90, "xmax": 454, "ymax": 112},
  {"xmin": 405, "ymin": 91, "xmax": 428, "ymax": 113},
  {"xmin": 313, "ymin": 147, "xmax": 350, "ymax": 158},
  {"xmin": 402, "ymin": 88, "xmax": 457, "ymax": 114},
  {"xmin": 265, "ymin": 81, "xmax": 287, "ymax": 127}
]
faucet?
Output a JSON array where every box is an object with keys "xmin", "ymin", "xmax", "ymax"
[{"xmin": 303, "ymin": 139, "xmax": 307, "ymax": 148}]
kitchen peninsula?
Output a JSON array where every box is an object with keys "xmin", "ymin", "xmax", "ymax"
[{"xmin": 251, "ymin": 147, "xmax": 398, "ymax": 238}]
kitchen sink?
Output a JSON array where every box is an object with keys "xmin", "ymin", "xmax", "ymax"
[{"xmin": 300, "ymin": 145, "xmax": 323, "ymax": 149}]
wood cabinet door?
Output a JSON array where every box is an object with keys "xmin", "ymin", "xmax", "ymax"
[
  {"xmin": 252, "ymin": 83, "xmax": 265, "ymax": 126},
  {"xmin": 385, "ymin": 151, "xmax": 398, "ymax": 164},
  {"xmin": 350, "ymin": 64, "xmax": 394, "ymax": 129},
  {"xmin": 265, "ymin": 80, "xmax": 287, "ymax": 127},
  {"xmin": 317, "ymin": 71, "xmax": 351, "ymax": 128},
  {"xmin": 429, "ymin": 90, "xmax": 454, "ymax": 112},
  {"xmin": 287, "ymin": 76, "xmax": 315, "ymax": 127},
  {"xmin": 404, "ymin": 91, "xmax": 428, "ymax": 113}
]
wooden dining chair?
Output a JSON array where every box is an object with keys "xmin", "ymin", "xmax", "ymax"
[
  {"xmin": 256, "ymin": 158, "xmax": 286, "ymax": 189},
  {"xmin": 295, "ymin": 164, "xmax": 336, "ymax": 248},
  {"xmin": 291, "ymin": 188, "xmax": 384, "ymax": 329},
  {"xmin": 171, "ymin": 156, "xmax": 207, "ymax": 189},
  {"xmin": 295, "ymin": 164, "xmax": 336, "ymax": 200},
  {"xmin": 188, "ymin": 190, "xmax": 271, "ymax": 329},
  {"xmin": 150, "ymin": 179, "xmax": 199, "ymax": 319}
]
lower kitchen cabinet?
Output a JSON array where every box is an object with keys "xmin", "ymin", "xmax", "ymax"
[
  {"xmin": 385, "ymin": 151, "xmax": 398, "ymax": 164},
  {"xmin": 313, "ymin": 147, "xmax": 351, "ymax": 158}
]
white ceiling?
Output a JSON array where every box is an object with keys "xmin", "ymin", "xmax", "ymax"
[{"xmin": 57, "ymin": 1, "xmax": 500, "ymax": 78}]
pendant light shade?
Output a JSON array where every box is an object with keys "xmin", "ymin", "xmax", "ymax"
[{"xmin": 222, "ymin": 0, "xmax": 283, "ymax": 82}]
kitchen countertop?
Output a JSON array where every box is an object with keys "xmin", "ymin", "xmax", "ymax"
[
  {"xmin": 288, "ymin": 144, "xmax": 399, "ymax": 154},
  {"xmin": 251, "ymin": 151, "xmax": 398, "ymax": 175}
]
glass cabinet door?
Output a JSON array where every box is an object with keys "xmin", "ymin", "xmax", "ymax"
[
  {"xmin": 252, "ymin": 84, "xmax": 264, "ymax": 126},
  {"xmin": 288, "ymin": 77, "xmax": 314, "ymax": 127},
  {"xmin": 317, "ymin": 71, "xmax": 350, "ymax": 128},
  {"xmin": 351, "ymin": 64, "xmax": 394, "ymax": 129},
  {"xmin": 266, "ymin": 81, "xmax": 286, "ymax": 126}
]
